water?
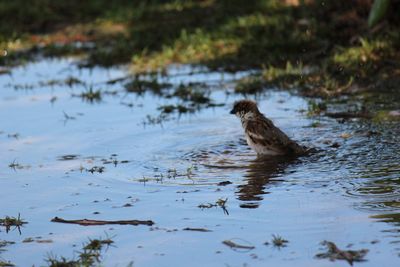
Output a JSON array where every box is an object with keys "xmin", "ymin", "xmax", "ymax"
[{"xmin": 0, "ymin": 59, "xmax": 399, "ymax": 266}]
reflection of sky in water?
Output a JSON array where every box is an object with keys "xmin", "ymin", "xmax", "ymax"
[{"xmin": 0, "ymin": 59, "xmax": 399, "ymax": 266}]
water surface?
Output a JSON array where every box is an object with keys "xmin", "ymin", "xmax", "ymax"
[{"xmin": 0, "ymin": 59, "xmax": 399, "ymax": 266}]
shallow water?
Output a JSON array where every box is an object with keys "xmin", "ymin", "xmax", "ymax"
[{"xmin": 0, "ymin": 59, "xmax": 399, "ymax": 266}]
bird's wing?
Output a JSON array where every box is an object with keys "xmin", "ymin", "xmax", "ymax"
[{"xmin": 246, "ymin": 116, "xmax": 302, "ymax": 153}]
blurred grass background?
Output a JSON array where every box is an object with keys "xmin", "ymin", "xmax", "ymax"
[{"xmin": 0, "ymin": 0, "xmax": 399, "ymax": 95}]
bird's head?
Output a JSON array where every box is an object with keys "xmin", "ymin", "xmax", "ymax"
[{"xmin": 230, "ymin": 100, "xmax": 260, "ymax": 118}]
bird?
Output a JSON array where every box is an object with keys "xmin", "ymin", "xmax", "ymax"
[{"xmin": 230, "ymin": 99, "xmax": 307, "ymax": 156}]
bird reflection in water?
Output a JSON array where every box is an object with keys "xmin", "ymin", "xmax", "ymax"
[{"xmin": 237, "ymin": 156, "xmax": 297, "ymax": 209}]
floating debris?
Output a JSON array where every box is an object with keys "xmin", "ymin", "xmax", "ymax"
[
  {"xmin": 23, "ymin": 237, "xmax": 52, "ymax": 244},
  {"xmin": 8, "ymin": 161, "xmax": 30, "ymax": 171},
  {"xmin": 198, "ymin": 198, "xmax": 229, "ymax": 215},
  {"xmin": 176, "ymin": 189, "xmax": 200, "ymax": 194},
  {"xmin": 183, "ymin": 228, "xmax": 212, "ymax": 232},
  {"xmin": 112, "ymin": 203, "xmax": 134, "ymax": 208},
  {"xmin": 9, "ymin": 83, "xmax": 35, "ymax": 90},
  {"xmin": 36, "ymin": 239, "xmax": 53, "ymax": 244},
  {"xmin": 8, "ymin": 160, "xmax": 23, "ymax": 171},
  {"xmin": 340, "ymin": 132, "xmax": 352, "ymax": 139},
  {"xmin": 106, "ymin": 76, "xmax": 128, "ymax": 85},
  {"xmin": 150, "ymin": 226, "xmax": 178, "ymax": 232},
  {"xmin": 86, "ymin": 166, "xmax": 105, "ymax": 174},
  {"xmin": 315, "ymin": 241, "xmax": 369, "ymax": 265},
  {"xmin": 142, "ymin": 114, "xmax": 169, "ymax": 127},
  {"xmin": 63, "ymin": 111, "xmax": 76, "ymax": 121},
  {"xmin": 120, "ymin": 101, "xmax": 135, "ymax": 108},
  {"xmin": 57, "ymin": 154, "xmax": 80, "ymax": 161},
  {"xmin": 51, "ymin": 217, "xmax": 154, "ymax": 226},
  {"xmin": 222, "ymin": 239, "xmax": 255, "ymax": 250},
  {"xmin": 7, "ymin": 133, "xmax": 19, "ymax": 139},
  {"xmin": 217, "ymin": 181, "xmax": 232, "ymax": 186},
  {"xmin": 22, "ymin": 238, "xmax": 34, "ymax": 243},
  {"xmin": 100, "ymin": 155, "xmax": 130, "ymax": 167}
]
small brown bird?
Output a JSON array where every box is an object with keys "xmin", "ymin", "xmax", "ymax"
[{"xmin": 230, "ymin": 100, "xmax": 306, "ymax": 156}]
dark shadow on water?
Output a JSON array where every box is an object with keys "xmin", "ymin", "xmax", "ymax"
[{"xmin": 237, "ymin": 155, "xmax": 298, "ymax": 209}]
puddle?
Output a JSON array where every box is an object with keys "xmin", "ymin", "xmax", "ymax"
[{"xmin": 0, "ymin": 59, "xmax": 399, "ymax": 266}]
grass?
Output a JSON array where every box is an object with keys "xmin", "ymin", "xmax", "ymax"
[
  {"xmin": 76, "ymin": 87, "xmax": 102, "ymax": 103},
  {"xmin": 142, "ymin": 114, "xmax": 170, "ymax": 127},
  {"xmin": 8, "ymin": 160, "xmax": 23, "ymax": 171},
  {"xmin": 124, "ymin": 77, "xmax": 171, "ymax": 95},
  {"xmin": 0, "ymin": 262, "xmax": 14, "ymax": 267},
  {"xmin": 46, "ymin": 256, "xmax": 79, "ymax": 267},
  {"xmin": 271, "ymin": 234, "xmax": 289, "ymax": 248},
  {"xmin": 262, "ymin": 62, "xmax": 306, "ymax": 82},
  {"xmin": 0, "ymin": 241, "xmax": 15, "ymax": 267},
  {"xmin": 86, "ymin": 166, "xmax": 105, "ymax": 174},
  {"xmin": 45, "ymin": 236, "xmax": 114, "ymax": 267},
  {"xmin": 144, "ymin": 82, "xmax": 213, "ymax": 121},
  {"xmin": 234, "ymin": 76, "xmax": 264, "ymax": 95},
  {"xmin": 333, "ymin": 39, "xmax": 389, "ymax": 70},
  {"xmin": 198, "ymin": 198, "xmax": 229, "ymax": 215},
  {"xmin": 0, "ymin": 0, "xmax": 399, "ymax": 96},
  {"xmin": 0, "ymin": 214, "xmax": 27, "ymax": 233},
  {"xmin": 172, "ymin": 83, "xmax": 211, "ymax": 104},
  {"xmin": 307, "ymin": 100, "xmax": 327, "ymax": 116},
  {"xmin": 83, "ymin": 238, "xmax": 114, "ymax": 251},
  {"xmin": 158, "ymin": 104, "xmax": 194, "ymax": 114}
]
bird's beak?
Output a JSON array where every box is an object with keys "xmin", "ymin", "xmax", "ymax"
[{"xmin": 230, "ymin": 109, "xmax": 235, "ymax": 114}]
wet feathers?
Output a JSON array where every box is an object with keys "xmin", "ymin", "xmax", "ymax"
[{"xmin": 231, "ymin": 100, "xmax": 306, "ymax": 156}]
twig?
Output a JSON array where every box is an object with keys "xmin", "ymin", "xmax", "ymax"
[
  {"xmin": 183, "ymin": 227, "xmax": 212, "ymax": 232},
  {"xmin": 222, "ymin": 240, "xmax": 255, "ymax": 250},
  {"xmin": 51, "ymin": 217, "xmax": 154, "ymax": 226}
]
